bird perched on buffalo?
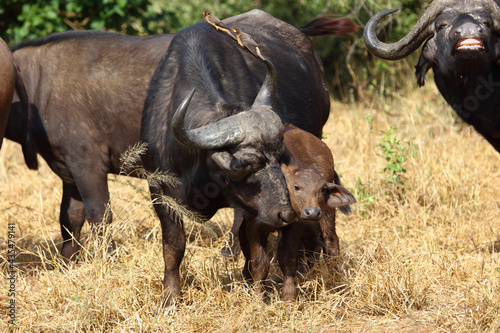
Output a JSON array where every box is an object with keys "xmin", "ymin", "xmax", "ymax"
[
  {"xmin": 232, "ymin": 28, "xmax": 265, "ymax": 60},
  {"xmin": 202, "ymin": 11, "xmax": 236, "ymax": 40}
]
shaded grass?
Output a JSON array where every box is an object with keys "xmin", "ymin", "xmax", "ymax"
[{"xmin": 0, "ymin": 81, "xmax": 499, "ymax": 331}]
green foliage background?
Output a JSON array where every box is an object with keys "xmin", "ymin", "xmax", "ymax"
[{"xmin": 0, "ymin": 0, "xmax": 429, "ymax": 102}]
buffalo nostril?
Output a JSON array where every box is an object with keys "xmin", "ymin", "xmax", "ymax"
[
  {"xmin": 302, "ymin": 207, "xmax": 322, "ymax": 219},
  {"xmin": 279, "ymin": 209, "xmax": 296, "ymax": 224}
]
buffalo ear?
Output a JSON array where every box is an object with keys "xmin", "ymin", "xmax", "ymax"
[
  {"xmin": 415, "ymin": 38, "xmax": 437, "ymax": 87},
  {"xmin": 211, "ymin": 151, "xmax": 251, "ymax": 181},
  {"xmin": 415, "ymin": 55, "xmax": 432, "ymax": 87},
  {"xmin": 326, "ymin": 183, "xmax": 357, "ymax": 208}
]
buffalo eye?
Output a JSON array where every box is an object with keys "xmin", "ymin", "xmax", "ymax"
[{"xmin": 437, "ymin": 23, "xmax": 448, "ymax": 32}]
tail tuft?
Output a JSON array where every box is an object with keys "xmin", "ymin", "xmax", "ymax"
[{"xmin": 300, "ymin": 16, "xmax": 359, "ymax": 37}]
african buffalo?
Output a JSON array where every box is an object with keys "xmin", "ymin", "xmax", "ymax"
[
  {"xmin": 8, "ymin": 31, "xmax": 175, "ymax": 259},
  {"xmin": 6, "ymin": 10, "xmax": 356, "ymax": 261},
  {"xmin": 141, "ymin": 9, "xmax": 358, "ymax": 306},
  {"xmin": 363, "ymin": 0, "xmax": 500, "ymax": 152},
  {"xmin": 0, "ymin": 37, "xmax": 34, "ymax": 165},
  {"xmin": 222, "ymin": 124, "xmax": 356, "ymax": 300}
]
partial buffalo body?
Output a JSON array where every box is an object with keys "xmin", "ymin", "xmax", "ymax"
[
  {"xmin": 7, "ymin": 10, "xmax": 356, "ymax": 262},
  {"xmin": 364, "ymin": 0, "xmax": 500, "ymax": 152},
  {"xmin": 223, "ymin": 124, "xmax": 356, "ymax": 300},
  {"xmin": 141, "ymin": 9, "xmax": 358, "ymax": 306},
  {"xmin": 0, "ymin": 37, "xmax": 34, "ymax": 163},
  {"xmin": 8, "ymin": 31, "xmax": 175, "ymax": 259}
]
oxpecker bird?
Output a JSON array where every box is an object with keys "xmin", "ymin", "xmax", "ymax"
[
  {"xmin": 202, "ymin": 11, "xmax": 236, "ymax": 40},
  {"xmin": 202, "ymin": 11, "xmax": 228, "ymax": 31},
  {"xmin": 232, "ymin": 28, "xmax": 265, "ymax": 60}
]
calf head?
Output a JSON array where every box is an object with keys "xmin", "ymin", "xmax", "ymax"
[{"xmin": 281, "ymin": 165, "xmax": 355, "ymax": 221}]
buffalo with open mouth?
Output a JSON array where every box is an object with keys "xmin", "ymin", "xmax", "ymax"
[{"xmin": 364, "ymin": 0, "xmax": 500, "ymax": 152}]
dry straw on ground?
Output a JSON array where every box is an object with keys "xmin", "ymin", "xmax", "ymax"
[{"xmin": 0, "ymin": 80, "xmax": 499, "ymax": 332}]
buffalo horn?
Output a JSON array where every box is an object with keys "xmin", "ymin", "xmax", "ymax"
[
  {"xmin": 251, "ymin": 59, "xmax": 277, "ymax": 108},
  {"xmin": 171, "ymin": 89, "xmax": 246, "ymax": 149},
  {"xmin": 172, "ymin": 58, "xmax": 279, "ymax": 150},
  {"xmin": 363, "ymin": 1, "xmax": 450, "ymax": 60}
]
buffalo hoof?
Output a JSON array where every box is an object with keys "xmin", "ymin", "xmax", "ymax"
[{"xmin": 220, "ymin": 243, "xmax": 241, "ymax": 259}]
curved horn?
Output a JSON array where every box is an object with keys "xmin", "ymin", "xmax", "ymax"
[
  {"xmin": 364, "ymin": 1, "xmax": 447, "ymax": 60},
  {"xmin": 172, "ymin": 89, "xmax": 246, "ymax": 149},
  {"xmin": 252, "ymin": 59, "xmax": 277, "ymax": 108}
]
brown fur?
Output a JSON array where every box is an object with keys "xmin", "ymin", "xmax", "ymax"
[{"xmin": 299, "ymin": 15, "xmax": 360, "ymax": 37}]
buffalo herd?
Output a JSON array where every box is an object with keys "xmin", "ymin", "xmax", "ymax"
[{"xmin": 2, "ymin": 2, "xmax": 499, "ymax": 306}]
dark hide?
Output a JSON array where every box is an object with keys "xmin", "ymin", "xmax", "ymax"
[
  {"xmin": 415, "ymin": 9, "xmax": 500, "ymax": 151},
  {"xmin": 0, "ymin": 37, "xmax": 34, "ymax": 164},
  {"xmin": 8, "ymin": 30, "xmax": 175, "ymax": 259},
  {"xmin": 141, "ymin": 14, "xmax": 304, "ymax": 305},
  {"xmin": 141, "ymin": 8, "xmax": 359, "ymax": 305},
  {"xmin": 364, "ymin": 2, "xmax": 500, "ymax": 152}
]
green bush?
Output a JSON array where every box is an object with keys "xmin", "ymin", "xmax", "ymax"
[{"xmin": 0, "ymin": 0, "xmax": 430, "ymax": 102}]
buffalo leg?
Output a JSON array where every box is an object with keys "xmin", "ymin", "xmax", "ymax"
[
  {"xmin": 320, "ymin": 210, "xmax": 340, "ymax": 256},
  {"xmin": 221, "ymin": 210, "xmax": 242, "ymax": 258},
  {"xmin": 72, "ymin": 171, "xmax": 114, "ymax": 254},
  {"xmin": 152, "ymin": 194, "xmax": 186, "ymax": 307},
  {"xmin": 60, "ymin": 183, "xmax": 85, "ymax": 260},
  {"xmin": 238, "ymin": 217, "xmax": 253, "ymax": 282},
  {"xmin": 299, "ymin": 223, "xmax": 323, "ymax": 269},
  {"xmin": 277, "ymin": 223, "xmax": 301, "ymax": 301},
  {"xmin": 243, "ymin": 219, "xmax": 270, "ymax": 297}
]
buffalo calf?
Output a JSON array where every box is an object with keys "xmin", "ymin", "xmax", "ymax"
[{"xmin": 227, "ymin": 124, "xmax": 356, "ymax": 301}]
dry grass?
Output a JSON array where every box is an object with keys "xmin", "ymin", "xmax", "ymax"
[{"xmin": 1, "ymin": 81, "xmax": 499, "ymax": 332}]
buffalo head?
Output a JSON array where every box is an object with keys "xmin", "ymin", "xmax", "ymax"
[
  {"xmin": 363, "ymin": 1, "xmax": 500, "ymax": 85},
  {"xmin": 363, "ymin": 0, "xmax": 500, "ymax": 62},
  {"xmin": 171, "ymin": 59, "xmax": 296, "ymax": 228},
  {"xmin": 364, "ymin": 0, "xmax": 500, "ymax": 152}
]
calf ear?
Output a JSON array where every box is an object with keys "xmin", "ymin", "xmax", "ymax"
[
  {"xmin": 211, "ymin": 151, "xmax": 251, "ymax": 181},
  {"xmin": 326, "ymin": 183, "xmax": 357, "ymax": 208},
  {"xmin": 280, "ymin": 163, "xmax": 297, "ymax": 182}
]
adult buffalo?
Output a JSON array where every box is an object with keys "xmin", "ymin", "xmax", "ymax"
[
  {"xmin": 7, "ymin": 9, "xmax": 355, "ymax": 261},
  {"xmin": 0, "ymin": 37, "xmax": 34, "ymax": 164},
  {"xmin": 8, "ymin": 31, "xmax": 175, "ymax": 259},
  {"xmin": 140, "ymin": 9, "xmax": 357, "ymax": 305},
  {"xmin": 363, "ymin": 0, "xmax": 500, "ymax": 152}
]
